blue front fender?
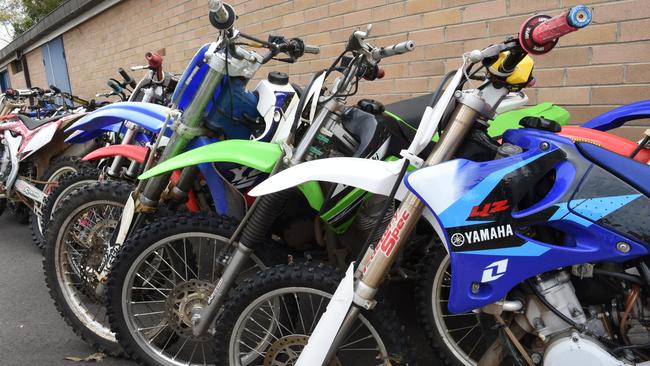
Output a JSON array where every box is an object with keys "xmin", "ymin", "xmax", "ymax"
[
  {"xmin": 581, "ymin": 100, "xmax": 650, "ymax": 131},
  {"xmin": 64, "ymin": 102, "xmax": 172, "ymax": 138}
]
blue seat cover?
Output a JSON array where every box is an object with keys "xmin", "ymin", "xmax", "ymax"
[{"xmin": 577, "ymin": 142, "xmax": 650, "ymax": 197}]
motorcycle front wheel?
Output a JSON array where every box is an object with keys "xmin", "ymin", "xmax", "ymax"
[
  {"xmin": 43, "ymin": 180, "xmax": 132, "ymax": 355},
  {"xmin": 106, "ymin": 212, "xmax": 276, "ymax": 366},
  {"xmin": 214, "ymin": 263, "xmax": 413, "ymax": 366}
]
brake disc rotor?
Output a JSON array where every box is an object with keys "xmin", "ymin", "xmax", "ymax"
[
  {"xmin": 165, "ymin": 279, "xmax": 215, "ymax": 340},
  {"xmin": 263, "ymin": 335, "xmax": 341, "ymax": 366}
]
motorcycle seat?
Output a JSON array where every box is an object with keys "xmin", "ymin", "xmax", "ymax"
[
  {"xmin": 16, "ymin": 114, "xmax": 63, "ymax": 130},
  {"xmin": 577, "ymin": 141, "xmax": 650, "ymax": 197},
  {"xmin": 385, "ymin": 93, "xmax": 433, "ymax": 131}
]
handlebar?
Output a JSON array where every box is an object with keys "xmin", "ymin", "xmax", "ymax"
[
  {"xmin": 519, "ymin": 5, "xmax": 592, "ymax": 54},
  {"xmin": 371, "ymin": 40, "xmax": 415, "ymax": 61},
  {"xmin": 118, "ymin": 68, "xmax": 137, "ymax": 88},
  {"xmin": 49, "ymin": 85, "xmax": 61, "ymax": 94},
  {"xmin": 107, "ymin": 79, "xmax": 123, "ymax": 95}
]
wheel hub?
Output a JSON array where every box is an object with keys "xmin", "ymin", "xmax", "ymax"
[
  {"xmin": 264, "ymin": 335, "xmax": 341, "ymax": 366},
  {"xmin": 166, "ymin": 279, "xmax": 214, "ymax": 340}
]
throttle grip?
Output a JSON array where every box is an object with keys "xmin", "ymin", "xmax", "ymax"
[
  {"xmin": 303, "ymin": 45, "xmax": 320, "ymax": 55},
  {"xmin": 372, "ymin": 40, "xmax": 415, "ymax": 60},
  {"xmin": 118, "ymin": 68, "xmax": 137, "ymax": 88},
  {"xmin": 50, "ymin": 85, "xmax": 62, "ymax": 94},
  {"xmin": 519, "ymin": 5, "xmax": 591, "ymax": 55}
]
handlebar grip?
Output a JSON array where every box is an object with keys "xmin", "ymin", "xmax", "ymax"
[
  {"xmin": 519, "ymin": 5, "xmax": 591, "ymax": 55},
  {"xmin": 372, "ymin": 40, "xmax": 415, "ymax": 60},
  {"xmin": 118, "ymin": 68, "xmax": 137, "ymax": 88},
  {"xmin": 533, "ymin": 5, "xmax": 592, "ymax": 44},
  {"xmin": 107, "ymin": 79, "xmax": 123, "ymax": 95},
  {"xmin": 50, "ymin": 85, "xmax": 61, "ymax": 94},
  {"xmin": 303, "ymin": 45, "xmax": 320, "ymax": 55}
]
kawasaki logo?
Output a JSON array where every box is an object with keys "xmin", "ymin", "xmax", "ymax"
[{"xmin": 450, "ymin": 224, "xmax": 514, "ymax": 247}]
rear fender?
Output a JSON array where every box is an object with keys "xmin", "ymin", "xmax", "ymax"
[
  {"xmin": 82, "ymin": 145, "xmax": 149, "ymax": 164},
  {"xmin": 582, "ymin": 100, "xmax": 650, "ymax": 131},
  {"xmin": 64, "ymin": 102, "xmax": 171, "ymax": 137}
]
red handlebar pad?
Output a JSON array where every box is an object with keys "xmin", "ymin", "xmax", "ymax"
[{"xmin": 532, "ymin": 10, "xmax": 576, "ymax": 44}]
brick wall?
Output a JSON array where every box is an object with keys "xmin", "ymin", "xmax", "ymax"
[{"xmin": 12, "ymin": 0, "xmax": 650, "ymax": 136}]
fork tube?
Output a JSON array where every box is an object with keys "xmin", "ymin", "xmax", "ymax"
[
  {"xmin": 140, "ymin": 66, "xmax": 225, "ymax": 205},
  {"xmin": 324, "ymin": 103, "xmax": 479, "ymax": 363},
  {"xmin": 360, "ymin": 103, "xmax": 478, "ymax": 288}
]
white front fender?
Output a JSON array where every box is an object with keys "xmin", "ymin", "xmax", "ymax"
[{"xmin": 248, "ymin": 157, "xmax": 408, "ymax": 198}]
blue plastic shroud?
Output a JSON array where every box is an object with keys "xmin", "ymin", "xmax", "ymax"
[{"xmin": 406, "ymin": 127, "xmax": 650, "ymax": 313}]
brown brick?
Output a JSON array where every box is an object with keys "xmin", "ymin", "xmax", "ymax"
[
  {"xmin": 592, "ymin": 85, "xmax": 650, "ymax": 104},
  {"xmin": 508, "ymin": 0, "xmax": 560, "ymax": 16},
  {"xmin": 406, "ymin": 0, "xmax": 441, "ymax": 15},
  {"xmin": 282, "ymin": 11, "xmax": 305, "ymax": 27},
  {"xmin": 537, "ymin": 86, "xmax": 591, "ymax": 105},
  {"xmin": 627, "ymin": 63, "xmax": 650, "ymax": 83},
  {"xmin": 442, "ymin": 0, "xmax": 485, "ymax": 7},
  {"xmin": 463, "ymin": 0, "xmax": 506, "ymax": 22},
  {"xmin": 409, "ymin": 60, "xmax": 445, "ymax": 77},
  {"xmin": 409, "ymin": 28, "xmax": 445, "ymax": 46},
  {"xmin": 620, "ymin": 18, "xmax": 650, "ymax": 42},
  {"xmin": 562, "ymin": 23, "xmax": 617, "ymax": 46},
  {"xmin": 304, "ymin": 4, "xmax": 329, "ymax": 22},
  {"xmin": 445, "ymin": 21, "xmax": 487, "ymax": 41},
  {"xmin": 389, "ymin": 14, "xmax": 423, "ymax": 34},
  {"xmin": 533, "ymin": 68, "xmax": 564, "ymax": 87},
  {"xmin": 393, "ymin": 77, "xmax": 429, "ymax": 93},
  {"xmin": 593, "ymin": 0, "xmax": 650, "ymax": 23},
  {"xmin": 565, "ymin": 106, "xmax": 616, "ymax": 124},
  {"xmin": 318, "ymin": 15, "xmax": 344, "ymax": 32},
  {"xmin": 343, "ymin": 9, "xmax": 372, "ymax": 27},
  {"xmin": 423, "ymin": 41, "xmax": 465, "ymax": 60},
  {"xmin": 566, "ymin": 65, "xmax": 624, "ymax": 86},
  {"xmin": 487, "ymin": 14, "xmax": 528, "ymax": 36},
  {"xmin": 329, "ymin": 0, "xmax": 355, "ymax": 16},
  {"xmin": 592, "ymin": 43, "xmax": 650, "ymax": 64},
  {"xmin": 535, "ymin": 47, "xmax": 591, "ymax": 68},
  {"xmin": 371, "ymin": 2, "xmax": 405, "ymax": 22},
  {"xmin": 355, "ymin": 0, "xmax": 385, "ymax": 10},
  {"xmin": 422, "ymin": 8, "xmax": 462, "ymax": 28}
]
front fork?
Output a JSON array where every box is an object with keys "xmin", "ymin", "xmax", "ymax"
[{"xmin": 320, "ymin": 102, "xmax": 481, "ymax": 364}]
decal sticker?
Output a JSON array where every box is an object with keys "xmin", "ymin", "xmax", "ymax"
[
  {"xmin": 378, "ymin": 210, "xmax": 411, "ymax": 256},
  {"xmin": 481, "ymin": 259, "xmax": 508, "ymax": 282},
  {"xmin": 469, "ymin": 200, "xmax": 510, "ymax": 218},
  {"xmin": 448, "ymin": 223, "xmax": 521, "ymax": 252}
]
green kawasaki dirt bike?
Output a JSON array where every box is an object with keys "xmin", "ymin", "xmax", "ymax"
[{"xmin": 104, "ymin": 23, "xmax": 569, "ymax": 366}]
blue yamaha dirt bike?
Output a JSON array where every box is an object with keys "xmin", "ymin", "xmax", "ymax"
[{"xmin": 206, "ymin": 5, "xmax": 648, "ymax": 366}]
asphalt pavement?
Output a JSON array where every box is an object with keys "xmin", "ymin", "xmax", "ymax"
[
  {"xmin": 0, "ymin": 214, "xmax": 439, "ymax": 365},
  {"xmin": 0, "ymin": 215, "xmax": 134, "ymax": 366}
]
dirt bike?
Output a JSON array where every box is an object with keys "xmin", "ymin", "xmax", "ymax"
[
  {"xmin": 41, "ymin": 0, "xmax": 318, "ymax": 356},
  {"xmin": 206, "ymin": 6, "xmax": 628, "ymax": 366},
  {"xmin": 32, "ymin": 54, "xmax": 179, "ymax": 248}
]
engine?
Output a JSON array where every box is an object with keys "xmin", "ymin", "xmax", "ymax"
[{"xmin": 512, "ymin": 266, "xmax": 650, "ymax": 365}]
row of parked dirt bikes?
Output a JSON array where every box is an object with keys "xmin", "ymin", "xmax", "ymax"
[{"xmin": 4, "ymin": 1, "xmax": 650, "ymax": 365}]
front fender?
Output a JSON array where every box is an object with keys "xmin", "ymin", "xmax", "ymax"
[
  {"xmin": 581, "ymin": 100, "xmax": 650, "ymax": 131},
  {"xmin": 249, "ymin": 157, "xmax": 408, "ymax": 198},
  {"xmin": 139, "ymin": 140, "xmax": 282, "ymax": 180},
  {"xmin": 64, "ymin": 102, "xmax": 171, "ymax": 136},
  {"xmin": 82, "ymin": 145, "xmax": 149, "ymax": 164}
]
